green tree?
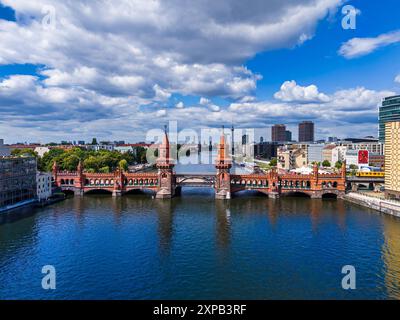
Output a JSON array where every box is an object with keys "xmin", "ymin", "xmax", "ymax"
[
  {"xmin": 322, "ymin": 160, "xmax": 331, "ymax": 167},
  {"xmin": 335, "ymin": 161, "xmax": 343, "ymax": 170},
  {"xmin": 11, "ymin": 148, "xmax": 37, "ymax": 158},
  {"xmin": 99, "ymin": 166, "xmax": 110, "ymax": 173},
  {"xmin": 91, "ymin": 138, "xmax": 98, "ymax": 145},
  {"xmin": 119, "ymin": 159, "xmax": 128, "ymax": 171},
  {"xmin": 269, "ymin": 158, "xmax": 277, "ymax": 167}
]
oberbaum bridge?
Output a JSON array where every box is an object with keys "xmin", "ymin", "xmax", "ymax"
[{"xmin": 52, "ymin": 129, "xmax": 384, "ymax": 200}]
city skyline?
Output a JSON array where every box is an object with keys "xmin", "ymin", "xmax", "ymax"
[{"xmin": 0, "ymin": 1, "xmax": 400, "ymax": 143}]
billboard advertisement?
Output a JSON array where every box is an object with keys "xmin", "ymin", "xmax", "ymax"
[{"xmin": 358, "ymin": 150, "xmax": 369, "ymax": 165}]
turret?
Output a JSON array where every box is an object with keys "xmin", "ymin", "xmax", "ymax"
[
  {"xmin": 313, "ymin": 162, "xmax": 319, "ymax": 176},
  {"xmin": 157, "ymin": 125, "xmax": 173, "ymax": 167},
  {"xmin": 156, "ymin": 126, "xmax": 175, "ymax": 199},
  {"xmin": 215, "ymin": 126, "xmax": 232, "ymax": 200},
  {"xmin": 52, "ymin": 161, "xmax": 58, "ymax": 185},
  {"xmin": 215, "ymin": 126, "xmax": 231, "ymax": 169},
  {"xmin": 341, "ymin": 160, "xmax": 347, "ymax": 178}
]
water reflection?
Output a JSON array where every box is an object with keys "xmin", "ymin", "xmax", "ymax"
[
  {"xmin": 215, "ymin": 201, "xmax": 231, "ymax": 250},
  {"xmin": 382, "ymin": 216, "xmax": 400, "ymax": 299},
  {"xmin": 1, "ymin": 189, "xmax": 400, "ymax": 299},
  {"xmin": 155, "ymin": 199, "xmax": 175, "ymax": 255}
]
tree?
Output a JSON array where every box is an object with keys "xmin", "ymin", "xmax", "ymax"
[
  {"xmin": 269, "ymin": 158, "xmax": 277, "ymax": 167},
  {"xmin": 11, "ymin": 148, "xmax": 37, "ymax": 158},
  {"xmin": 119, "ymin": 159, "xmax": 128, "ymax": 171},
  {"xmin": 322, "ymin": 160, "xmax": 331, "ymax": 167},
  {"xmin": 335, "ymin": 161, "xmax": 343, "ymax": 170},
  {"xmin": 99, "ymin": 166, "xmax": 110, "ymax": 173},
  {"xmin": 91, "ymin": 138, "xmax": 98, "ymax": 145}
]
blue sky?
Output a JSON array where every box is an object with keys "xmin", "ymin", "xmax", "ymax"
[{"xmin": 0, "ymin": 0, "xmax": 399, "ymax": 143}]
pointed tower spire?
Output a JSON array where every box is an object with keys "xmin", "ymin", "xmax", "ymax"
[
  {"xmin": 157, "ymin": 126, "xmax": 172, "ymax": 166},
  {"xmin": 216, "ymin": 125, "xmax": 231, "ymax": 168},
  {"xmin": 341, "ymin": 160, "xmax": 347, "ymax": 178}
]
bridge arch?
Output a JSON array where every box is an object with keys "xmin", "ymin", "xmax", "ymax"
[
  {"xmin": 322, "ymin": 192, "xmax": 338, "ymax": 199},
  {"xmin": 231, "ymin": 189, "xmax": 269, "ymax": 197},
  {"xmin": 282, "ymin": 191, "xmax": 311, "ymax": 198},
  {"xmin": 84, "ymin": 189, "xmax": 113, "ymax": 195},
  {"xmin": 124, "ymin": 188, "xmax": 156, "ymax": 196}
]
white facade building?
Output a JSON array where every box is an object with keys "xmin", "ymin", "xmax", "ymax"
[
  {"xmin": 339, "ymin": 142, "xmax": 384, "ymax": 155},
  {"xmin": 345, "ymin": 150, "xmax": 359, "ymax": 167},
  {"xmin": 37, "ymin": 172, "xmax": 52, "ymax": 201},
  {"xmin": 34, "ymin": 146, "xmax": 50, "ymax": 157},
  {"xmin": 307, "ymin": 144, "xmax": 324, "ymax": 164},
  {"xmin": 332, "ymin": 146, "xmax": 347, "ymax": 164}
]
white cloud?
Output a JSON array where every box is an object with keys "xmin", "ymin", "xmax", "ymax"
[
  {"xmin": 395, "ymin": 75, "xmax": 400, "ymax": 84},
  {"xmin": 274, "ymin": 80, "xmax": 330, "ymax": 103},
  {"xmin": 175, "ymin": 101, "xmax": 184, "ymax": 109},
  {"xmin": 339, "ymin": 30, "xmax": 400, "ymax": 59},
  {"xmin": 0, "ymin": 0, "xmax": 369, "ymax": 142}
]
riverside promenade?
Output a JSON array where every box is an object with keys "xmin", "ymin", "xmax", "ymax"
[{"xmin": 344, "ymin": 192, "xmax": 400, "ymax": 218}]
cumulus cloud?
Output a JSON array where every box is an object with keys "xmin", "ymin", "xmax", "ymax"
[
  {"xmin": 0, "ymin": 0, "xmax": 353, "ymax": 141},
  {"xmin": 395, "ymin": 74, "xmax": 400, "ymax": 84},
  {"xmin": 339, "ymin": 30, "xmax": 400, "ymax": 59},
  {"xmin": 274, "ymin": 80, "xmax": 330, "ymax": 103}
]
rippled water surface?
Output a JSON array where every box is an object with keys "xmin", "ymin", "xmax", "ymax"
[{"xmin": 1, "ymin": 188, "xmax": 400, "ymax": 300}]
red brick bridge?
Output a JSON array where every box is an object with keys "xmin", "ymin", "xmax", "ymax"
[{"xmin": 53, "ymin": 130, "xmax": 347, "ymax": 199}]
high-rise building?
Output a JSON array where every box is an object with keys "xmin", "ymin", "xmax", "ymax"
[
  {"xmin": 298, "ymin": 121, "xmax": 314, "ymax": 142},
  {"xmin": 384, "ymin": 121, "xmax": 400, "ymax": 200},
  {"xmin": 379, "ymin": 95, "xmax": 400, "ymax": 142},
  {"xmin": 285, "ymin": 130, "xmax": 292, "ymax": 142},
  {"xmin": 0, "ymin": 156, "xmax": 37, "ymax": 211},
  {"xmin": 272, "ymin": 124, "xmax": 286, "ymax": 142}
]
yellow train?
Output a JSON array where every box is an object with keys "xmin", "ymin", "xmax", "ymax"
[{"xmin": 356, "ymin": 171, "xmax": 385, "ymax": 178}]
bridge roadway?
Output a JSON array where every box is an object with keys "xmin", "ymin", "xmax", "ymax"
[{"xmin": 175, "ymin": 173, "xmax": 215, "ymax": 187}]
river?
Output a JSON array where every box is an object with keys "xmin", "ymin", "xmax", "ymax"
[{"xmin": 1, "ymin": 187, "xmax": 400, "ymax": 299}]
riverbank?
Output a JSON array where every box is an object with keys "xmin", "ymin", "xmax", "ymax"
[
  {"xmin": 344, "ymin": 192, "xmax": 400, "ymax": 218},
  {"xmin": 0, "ymin": 199, "xmax": 37, "ymax": 214},
  {"xmin": 0, "ymin": 194, "xmax": 65, "ymax": 219}
]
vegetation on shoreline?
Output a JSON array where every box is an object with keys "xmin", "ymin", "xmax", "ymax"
[{"xmin": 11, "ymin": 147, "xmax": 148, "ymax": 173}]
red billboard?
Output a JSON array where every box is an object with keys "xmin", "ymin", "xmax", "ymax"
[{"xmin": 358, "ymin": 150, "xmax": 369, "ymax": 164}]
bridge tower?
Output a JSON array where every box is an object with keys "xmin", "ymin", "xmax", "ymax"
[
  {"xmin": 156, "ymin": 127, "xmax": 175, "ymax": 199},
  {"xmin": 215, "ymin": 127, "xmax": 232, "ymax": 199},
  {"xmin": 75, "ymin": 160, "xmax": 85, "ymax": 196},
  {"xmin": 52, "ymin": 161, "xmax": 58, "ymax": 186}
]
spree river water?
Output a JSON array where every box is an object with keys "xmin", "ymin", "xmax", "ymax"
[{"xmin": 1, "ymin": 188, "xmax": 400, "ymax": 300}]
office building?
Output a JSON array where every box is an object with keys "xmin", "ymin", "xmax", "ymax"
[
  {"xmin": 254, "ymin": 142, "xmax": 279, "ymax": 160},
  {"xmin": 338, "ymin": 141, "xmax": 384, "ymax": 156},
  {"xmin": 272, "ymin": 124, "xmax": 287, "ymax": 142},
  {"xmin": 322, "ymin": 144, "xmax": 336, "ymax": 164},
  {"xmin": 307, "ymin": 144, "xmax": 324, "ymax": 164},
  {"xmin": 379, "ymin": 95, "xmax": 400, "ymax": 142},
  {"xmin": 298, "ymin": 121, "xmax": 314, "ymax": 142},
  {"xmin": 285, "ymin": 130, "xmax": 292, "ymax": 142},
  {"xmin": 0, "ymin": 157, "xmax": 37, "ymax": 211},
  {"xmin": 384, "ymin": 121, "xmax": 400, "ymax": 200}
]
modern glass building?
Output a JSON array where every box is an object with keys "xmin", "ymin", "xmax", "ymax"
[
  {"xmin": 379, "ymin": 95, "xmax": 400, "ymax": 142},
  {"xmin": 0, "ymin": 156, "xmax": 37, "ymax": 210}
]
